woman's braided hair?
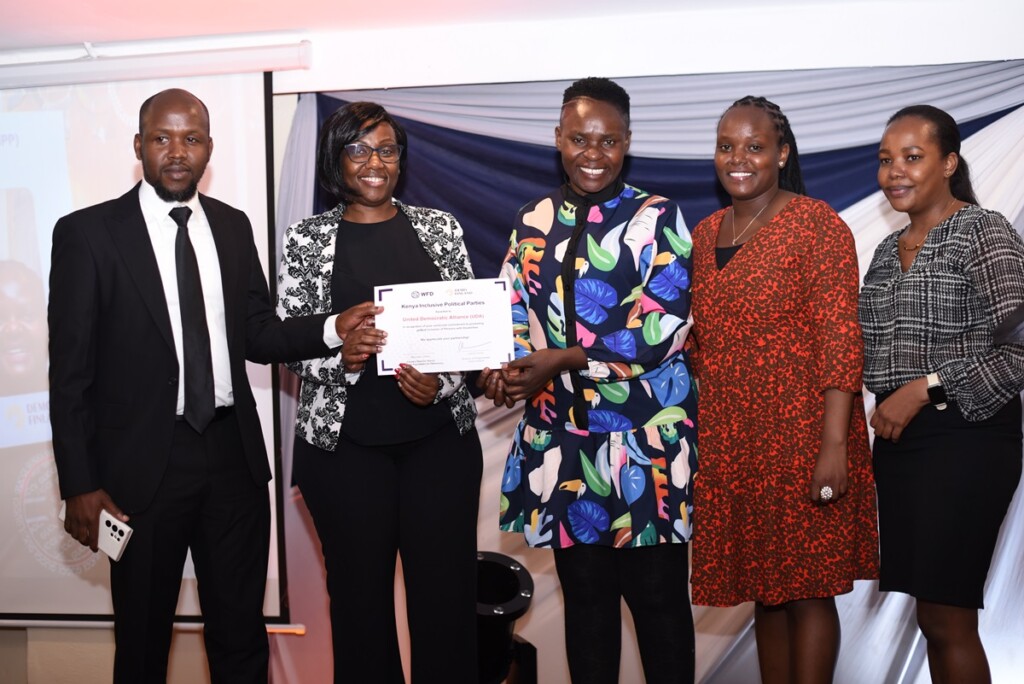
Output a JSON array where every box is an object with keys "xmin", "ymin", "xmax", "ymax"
[{"xmin": 724, "ymin": 96, "xmax": 806, "ymax": 195}]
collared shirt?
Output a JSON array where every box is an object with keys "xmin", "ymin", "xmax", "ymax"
[
  {"xmin": 859, "ymin": 204, "xmax": 1024, "ymax": 420},
  {"xmin": 138, "ymin": 181, "xmax": 233, "ymax": 412}
]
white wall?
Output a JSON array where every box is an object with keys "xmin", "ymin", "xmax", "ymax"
[{"xmin": 273, "ymin": 1, "xmax": 1024, "ymax": 93}]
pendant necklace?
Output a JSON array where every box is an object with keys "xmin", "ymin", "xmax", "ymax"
[
  {"xmin": 731, "ymin": 192, "xmax": 778, "ymax": 246},
  {"xmin": 901, "ymin": 197, "xmax": 956, "ymax": 252}
]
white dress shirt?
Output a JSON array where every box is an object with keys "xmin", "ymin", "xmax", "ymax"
[{"xmin": 138, "ymin": 181, "xmax": 233, "ymax": 412}]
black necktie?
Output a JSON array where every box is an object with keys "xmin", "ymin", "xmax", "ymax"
[{"xmin": 170, "ymin": 206, "xmax": 215, "ymax": 433}]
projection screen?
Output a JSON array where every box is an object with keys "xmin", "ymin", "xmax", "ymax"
[{"xmin": 0, "ymin": 71, "xmax": 288, "ymax": 623}]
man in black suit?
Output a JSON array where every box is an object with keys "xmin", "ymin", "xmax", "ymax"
[{"xmin": 49, "ymin": 88, "xmax": 375, "ymax": 683}]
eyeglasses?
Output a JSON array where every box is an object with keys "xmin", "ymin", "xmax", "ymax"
[{"xmin": 343, "ymin": 143, "xmax": 403, "ymax": 164}]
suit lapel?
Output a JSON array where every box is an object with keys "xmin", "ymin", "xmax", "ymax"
[
  {"xmin": 399, "ymin": 202, "xmax": 470, "ymax": 281},
  {"xmin": 400, "ymin": 202, "xmax": 451, "ymax": 281},
  {"xmin": 202, "ymin": 195, "xmax": 241, "ymax": 338},
  {"xmin": 105, "ymin": 185, "xmax": 176, "ymax": 352}
]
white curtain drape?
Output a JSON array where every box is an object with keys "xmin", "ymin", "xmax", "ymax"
[{"xmin": 320, "ymin": 61, "xmax": 1024, "ymax": 158}]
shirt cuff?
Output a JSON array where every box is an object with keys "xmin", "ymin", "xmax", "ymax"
[{"xmin": 323, "ymin": 315, "xmax": 343, "ymax": 348}]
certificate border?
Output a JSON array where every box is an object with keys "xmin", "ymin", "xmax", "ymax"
[{"xmin": 374, "ymin": 279, "xmax": 511, "ymax": 375}]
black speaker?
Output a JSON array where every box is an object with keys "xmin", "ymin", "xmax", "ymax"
[{"xmin": 476, "ymin": 551, "xmax": 534, "ymax": 684}]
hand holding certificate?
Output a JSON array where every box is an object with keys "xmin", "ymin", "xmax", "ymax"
[{"xmin": 373, "ymin": 279, "xmax": 513, "ymax": 375}]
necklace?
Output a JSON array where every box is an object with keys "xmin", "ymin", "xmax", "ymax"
[
  {"xmin": 730, "ymin": 193, "xmax": 777, "ymax": 246},
  {"xmin": 900, "ymin": 197, "xmax": 956, "ymax": 252}
]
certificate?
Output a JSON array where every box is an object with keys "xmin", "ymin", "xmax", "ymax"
[{"xmin": 373, "ymin": 279, "xmax": 513, "ymax": 375}]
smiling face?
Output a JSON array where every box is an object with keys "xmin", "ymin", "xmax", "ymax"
[
  {"xmin": 714, "ymin": 105, "xmax": 789, "ymax": 203},
  {"xmin": 340, "ymin": 122, "xmax": 401, "ymax": 222},
  {"xmin": 555, "ymin": 97, "xmax": 630, "ymax": 196},
  {"xmin": 134, "ymin": 89, "xmax": 212, "ymax": 202},
  {"xmin": 877, "ymin": 115, "xmax": 957, "ymax": 216}
]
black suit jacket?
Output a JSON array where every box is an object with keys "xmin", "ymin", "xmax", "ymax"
[{"xmin": 49, "ymin": 183, "xmax": 330, "ymax": 512}]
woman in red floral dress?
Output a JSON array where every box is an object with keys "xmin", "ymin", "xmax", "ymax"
[{"xmin": 689, "ymin": 96, "xmax": 879, "ymax": 683}]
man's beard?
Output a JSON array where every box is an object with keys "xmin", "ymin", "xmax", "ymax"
[{"xmin": 153, "ymin": 179, "xmax": 199, "ymax": 203}]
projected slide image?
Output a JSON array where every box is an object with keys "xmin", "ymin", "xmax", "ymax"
[
  {"xmin": 0, "ymin": 73, "xmax": 282, "ymax": 621},
  {"xmin": 0, "ymin": 256, "xmax": 51, "ymax": 448}
]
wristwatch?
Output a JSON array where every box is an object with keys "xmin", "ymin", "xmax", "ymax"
[{"xmin": 926, "ymin": 372, "xmax": 948, "ymax": 411}]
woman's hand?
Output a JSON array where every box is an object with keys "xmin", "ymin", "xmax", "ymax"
[
  {"xmin": 334, "ymin": 302, "xmax": 382, "ymax": 341},
  {"xmin": 870, "ymin": 377, "xmax": 930, "ymax": 443},
  {"xmin": 395, "ymin": 364, "xmax": 439, "ymax": 407},
  {"xmin": 341, "ymin": 326, "xmax": 386, "ymax": 372},
  {"xmin": 811, "ymin": 388, "xmax": 855, "ymax": 504},
  {"xmin": 502, "ymin": 347, "xmax": 588, "ymax": 403},
  {"xmin": 478, "ymin": 367, "xmax": 516, "ymax": 408},
  {"xmin": 810, "ymin": 442, "xmax": 849, "ymax": 504}
]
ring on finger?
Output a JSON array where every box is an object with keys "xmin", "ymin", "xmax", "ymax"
[{"xmin": 819, "ymin": 485, "xmax": 834, "ymax": 502}]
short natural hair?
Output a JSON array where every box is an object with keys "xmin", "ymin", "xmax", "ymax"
[
  {"xmin": 317, "ymin": 101, "xmax": 408, "ymax": 202},
  {"xmin": 562, "ymin": 77, "xmax": 630, "ymax": 127}
]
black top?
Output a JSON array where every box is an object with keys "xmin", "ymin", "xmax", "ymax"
[
  {"xmin": 715, "ymin": 244, "xmax": 743, "ymax": 270},
  {"xmin": 332, "ymin": 211, "xmax": 453, "ymax": 445}
]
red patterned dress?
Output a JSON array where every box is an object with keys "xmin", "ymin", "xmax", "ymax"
[{"xmin": 690, "ymin": 195, "xmax": 879, "ymax": 606}]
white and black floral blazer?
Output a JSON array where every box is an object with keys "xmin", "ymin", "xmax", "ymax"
[{"xmin": 276, "ymin": 199, "xmax": 478, "ymax": 451}]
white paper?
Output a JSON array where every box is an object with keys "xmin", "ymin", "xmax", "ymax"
[{"xmin": 373, "ymin": 278, "xmax": 514, "ymax": 375}]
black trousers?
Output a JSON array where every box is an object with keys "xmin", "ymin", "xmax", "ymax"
[
  {"xmin": 293, "ymin": 421, "xmax": 483, "ymax": 684},
  {"xmin": 110, "ymin": 411, "xmax": 270, "ymax": 684},
  {"xmin": 554, "ymin": 543, "xmax": 695, "ymax": 684}
]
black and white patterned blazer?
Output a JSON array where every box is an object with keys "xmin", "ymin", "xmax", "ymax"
[{"xmin": 276, "ymin": 199, "xmax": 478, "ymax": 451}]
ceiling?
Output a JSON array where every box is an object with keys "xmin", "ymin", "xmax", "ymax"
[
  {"xmin": 0, "ymin": 0, "xmax": 816, "ymax": 53},
  {"xmin": 6, "ymin": 0, "xmax": 1012, "ymax": 95}
]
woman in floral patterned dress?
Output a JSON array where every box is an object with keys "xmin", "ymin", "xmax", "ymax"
[
  {"xmin": 689, "ymin": 96, "xmax": 879, "ymax": 684},
  {"xmin": 277, "ymin": 102, "xmax": 482, "ymax": 683},
  {"xmin": 480, "ymin": 77, "xmax": 698, "ymax": 684}
]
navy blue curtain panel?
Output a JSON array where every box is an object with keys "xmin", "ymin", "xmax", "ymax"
[{"xmin": 315, "ymin": 94, "xmax": 1016, "ymax": 279}]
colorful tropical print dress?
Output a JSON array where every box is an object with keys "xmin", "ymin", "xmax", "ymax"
[{"xmin": 498, "ymin": 183, "xmax": 698, "ymax": 549}]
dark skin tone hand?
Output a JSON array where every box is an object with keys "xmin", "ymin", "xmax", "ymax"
[
  {"xmin": 810, "ymin": 441, "xmax": 849, "ymax": 504},
  {"xmin": 869, "ymin": 376, "xmax": 929, "ymax": 443},
  {"xmin": 64, "ymin": 489, "xmax": 128, "ymax": 552},
  {"xmin": 336, "ymin": 302, "xmax": 384, "ymax": 372},
  {"xmin": 477, "ymin": 365, "xmax": 516, "ymax": 408},
  {"xmin": 808, "ymin": 389, "xmax": 854, "ymax": 505},
  {"xmin": 334, "ymin": 302, "xmax": 439, "ymax": 404},
  {"xmin": 478, "ymin": 347, "xmax": 588, "ymax": 407},
  {"xmin": 395, "ymin": 364, "xmax": 440, "ymax": 407},
  {"xmin": 335, "ymin": 302, "xmax": 382, "ymax": 339},
  {"xmin": 342, "ymin": 326, "xmax": 387, "ymax": 373}
]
